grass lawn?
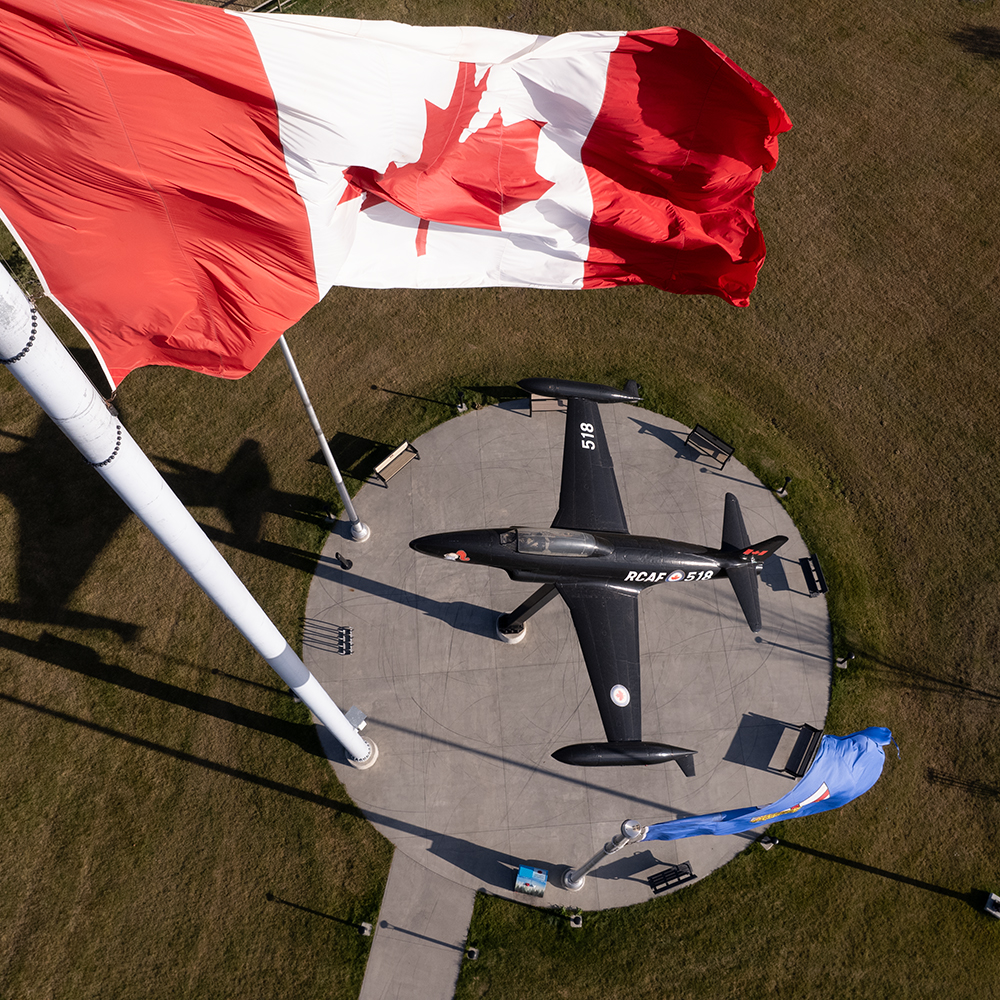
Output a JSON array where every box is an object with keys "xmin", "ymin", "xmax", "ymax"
[{"xmin": 3, "ymin": 0, "xmax": 1000, "ymax": 997}]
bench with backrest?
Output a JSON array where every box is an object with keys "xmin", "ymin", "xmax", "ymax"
[
  {"xmin": 799, "ymin": 553, "xmax": 828, "ymax": 597},
  {"xmin": 370, "ymin": 441, "xmax": 419, "ymax": 486},
  {"xmin": 784, "ymin": 724, "xmax": 823, "ymax": 777},
  {"xmin": 647, "ymin": 861, "xmax": 696, "ymax": 894},
  {"xmin": 685, "ymin": 424, "xmax": 734, "ymax": 468}
]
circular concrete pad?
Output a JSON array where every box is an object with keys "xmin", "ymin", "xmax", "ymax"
[{"xmin": 304, "ymin": 400, "xmax": 830, "ymax": 909}]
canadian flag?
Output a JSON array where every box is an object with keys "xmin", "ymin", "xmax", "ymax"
[{"xmin": 0, "ymin": 0, "xmax": 791, "ymax": 386}]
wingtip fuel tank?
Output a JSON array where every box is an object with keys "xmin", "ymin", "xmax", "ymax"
[
  {"xmin": 553, "ymin": 741, "xmax": 697, "ymax": 774},
  {"xmin": 518, "ymin": 377, "xmax": 642, "ymax": 404}
]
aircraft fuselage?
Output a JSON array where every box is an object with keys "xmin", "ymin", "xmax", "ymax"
[{"xmin": 410, "ymin": 526, "xmax": 747, "ymax": 589}]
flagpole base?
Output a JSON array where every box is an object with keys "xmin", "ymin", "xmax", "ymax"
[
  {"xmin": 351, "ymin": 520, "xmax": 371, "ymax": 542},
  {"xmin": 347, "ymin": 738, "xmax": 378, "ymax": 770}
]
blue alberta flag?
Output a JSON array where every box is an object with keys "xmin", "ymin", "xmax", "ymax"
[{"xmin": 645, "ymin": 728, "xmax": 893, "ymax": 842}]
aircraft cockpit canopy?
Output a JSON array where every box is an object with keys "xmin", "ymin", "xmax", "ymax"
[{"xmin": 510, "ymin": 527, "xmax": 610, "ymax": 557}]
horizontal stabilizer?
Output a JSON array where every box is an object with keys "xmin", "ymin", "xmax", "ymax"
[
  {"xmin": 722, "ymin": 492, "xmax": 750, "ymax": 550},
  {"xmin": 739, "ymin": 535, "xmax": 788, "ymax": 561},
  {"xmin": 518, "ymin": 377, "xmax": 642, "ymax": 404},
  {"xmin": 553, "ymin": 741, "xmax": 696, "ymax": 773},
  {"xmin": 727, "ymin": 563, "xmax": 762, "ymax": 634}
]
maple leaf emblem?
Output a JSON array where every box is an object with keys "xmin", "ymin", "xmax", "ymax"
[{"xmin": 341, "ymin": 64, "xmax": 553, "ymax": 253}]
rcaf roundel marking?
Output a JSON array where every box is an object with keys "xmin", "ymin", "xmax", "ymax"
[
  {"xmin": 667, "ymin": 570, "xmax": 685, "ymax": 582},
  {"xmin": 610, "ymin": 684, "xmax": 630, "ymax": 707}
]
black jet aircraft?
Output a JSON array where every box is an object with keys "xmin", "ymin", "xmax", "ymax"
[{"xmin": 410, "ymin": 378, "xmax": 787, "ymax": 773}]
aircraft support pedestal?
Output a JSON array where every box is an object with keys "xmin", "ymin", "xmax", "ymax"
[{"xmin": 496, "ymin": 584, "xmax": 558, "ymax": 643}]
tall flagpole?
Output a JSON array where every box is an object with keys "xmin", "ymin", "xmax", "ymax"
[
  {"xmin": 277, "ymin": 335, "xmax": 370, "ymax": 542},
  {"xmin": 0, "ymin": 268, "xmax": 376, "ymax": 768}
]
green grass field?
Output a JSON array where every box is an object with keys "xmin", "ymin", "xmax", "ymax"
[{"xmin": 3, "ymin": 0, "xmax": 1000, "ymax": 997}]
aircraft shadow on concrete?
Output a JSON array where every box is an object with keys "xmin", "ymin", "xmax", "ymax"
[{"xmin": 312, "ymin": 562, "xmax": 498, "ymax": 638}]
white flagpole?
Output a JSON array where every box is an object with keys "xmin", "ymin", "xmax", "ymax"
[
  {"xmin": 277, "ymin": 334, "xmax": 370, "ymax": 542},
  {"xmin": 0, "ymin": 268, "xmax": 376, "ymax": 768}
]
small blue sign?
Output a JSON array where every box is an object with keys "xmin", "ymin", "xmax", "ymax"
[{"xmin": 514, "ymin": 865, "xmax": 548, "ymax": 897}]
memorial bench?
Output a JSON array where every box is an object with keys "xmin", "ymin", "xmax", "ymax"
[
  {"xmin": 784, "ymin": 724, "xmax": 823, "ymax": 777},
  {"xmin": 648, "ymin": 861, "xmax": 696, "ymax": 894},
  {"xmin": 799, "ymin": 553, "xmax": 828, "ymax": 597},
  {"xmin": 685, "ymin": 424, "xmax": 734, "ymax": 468},
  {"xmin": 370, "ymin": 441, "xmax": 419, "ymax": 486}
]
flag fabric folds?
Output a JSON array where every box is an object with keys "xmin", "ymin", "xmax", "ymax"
[
  {"xmin": 0, "ymin": 0, "xmax": 791, "ymax": 386},
  {"xmin": 645, "ymin": 728, "xmax": 894, "ymax": 842}
]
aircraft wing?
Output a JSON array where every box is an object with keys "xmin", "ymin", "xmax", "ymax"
[
  {"xmin": 556, "ymin": 583, "xmax": 642, "ymax": 742},
  {"xmin": 551, "ymin": 396, "xmax": 628, "ymax": 533}
]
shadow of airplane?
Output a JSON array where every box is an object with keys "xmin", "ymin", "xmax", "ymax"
[
  {"xmin": 949, "ymin": 25, "xmax": 1000, "ymax": 61},
  {"xmin": 313, "ymin": 562, "xmax": 499, "ymax": 638},
  {"xmin": 0, "ymin": 413, "xmax": 134, "ymax": 637}
]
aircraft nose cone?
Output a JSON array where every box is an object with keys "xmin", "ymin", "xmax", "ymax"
[{"xmin": 409, "ymin": 533, "xmax": 471, "ymax": 562}]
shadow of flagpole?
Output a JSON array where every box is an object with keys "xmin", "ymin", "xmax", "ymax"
[{"xmin": 775, "ymin": 839, "xmax": 977, "ymax": 905}]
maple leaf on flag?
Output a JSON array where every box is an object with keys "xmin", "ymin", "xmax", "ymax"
[{"xmin": 341, "ymin": 63, "xmax": 554, "ymax": 251}]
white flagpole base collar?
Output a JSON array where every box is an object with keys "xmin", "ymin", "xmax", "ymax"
[{"xmin": 347, "ymin": 738, "xmax": 379, "ymax": 770}]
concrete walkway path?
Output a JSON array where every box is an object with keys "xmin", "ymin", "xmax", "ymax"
[
  {"xmin": 304, "ymin": 399, "xmax": 831, "ymax": 999},
  {"xmin": 357, "ymin": 852, "xmax": 474, "ymax": 1000}
]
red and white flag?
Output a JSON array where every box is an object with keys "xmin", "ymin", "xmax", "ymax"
[{"xmin": 0, "ymin": 0, "xmax": 791, "ymax": 386}]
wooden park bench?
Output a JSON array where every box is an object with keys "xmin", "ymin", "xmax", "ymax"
[
  {"xmin": 370, "ymin": 441, "xmax": 419, "ymax": 486},
  {"xmin": 685, "ymin": 425, "xmax": 734, "ymax": 468},
  {"xmin": 648, "ymin": 861, "xmax": 696, "ymax": 895},
  {"xmin": 799, "ymin": 553, "xmax": 828, "ymax": 597},
  {"xmin": 784, "ymin": 724, "xmax": 823, "ymax": 777}
]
